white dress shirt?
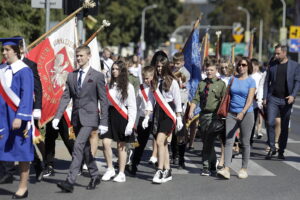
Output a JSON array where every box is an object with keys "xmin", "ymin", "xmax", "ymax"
[
  {"xmin": 136, "ymin": 83, "xmax": 154, "ymax": 119},
  {"xmin": 4, "ymin": 60, "xmax": 28, "ymax": 87},
  {"xmin": 108, "ymin": 83, "xmax": 137, "ymax": 130},
  {"xmin": 159, "ymin": 79, "xmax": 182, "ymax": 113},
  {"xmin": 77, "ymin": 66, "xmax": 90, "ymax": 88}
]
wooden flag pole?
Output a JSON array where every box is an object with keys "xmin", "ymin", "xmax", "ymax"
[
  {"xmin": 182, "ymin": 13, "xmax": 203, "ymax": 52},
  {"xmin": 83, "ymin": 20, "xmax": 111, "ymax": 46},
  {"xmin": 215, "ymin": 31, "xmax": 222, "ymax": 61},
  {"xmin": 27, "ymin": 0, "xmax": 96, "ymax": 50},
  {"xmin": 248, "ymin": 28, "xmax": 256, "ymax": 59},
  {"xmin": 231, "ymin": 43, "xmax": 236, "ymax": 65}
]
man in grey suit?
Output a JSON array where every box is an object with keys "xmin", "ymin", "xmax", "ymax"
[
  {"xmin": 263, "ymin": 44, "xmax": 300, "ymax": 160},
  {"xmin": 53, "ymin": 45, "xmax": 108, "ymax": 192}
]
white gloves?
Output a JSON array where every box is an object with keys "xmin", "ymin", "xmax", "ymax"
[
  {"xmin": 52, "ymin": 118, "xmax": 59, "ymax": 130},
  {"xmin": 125, "ymin": 126, "xmax": 133, "ymax": 136},
  {"xmin": 257, "ymin": 100, "xmax": 263, "ymax": 110},
  {"xmin": 33, "ymin": 109, "xmax": 41, "ymax": 120},
  {"xmin": 98, "ymin": 125, "xmax": 108, "ymax": 135},
  {"xmin": 142, "ymin": 115, "xmax": 150, "ymax": 129},
  {"xmin": 176, "ymin": 116, "xmax": 183, "ymax": 131}
]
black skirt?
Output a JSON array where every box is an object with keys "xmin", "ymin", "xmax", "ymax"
[
  {"xmin": 101, "ymin": 106, "xmax": 134, "ymax": 143},
  {"xmin": 152, "ymin": 102, "xmax": 175, "ymax": 136}
]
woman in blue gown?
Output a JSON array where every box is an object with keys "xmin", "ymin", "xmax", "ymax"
[{"xmin": 0, "ymin": 37, "xmax": 34, "ymax": 199}]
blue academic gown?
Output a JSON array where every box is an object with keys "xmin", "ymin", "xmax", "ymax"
[{"xmin": 0, "ymin": 61, "xmax": 34, "ymax": 162}]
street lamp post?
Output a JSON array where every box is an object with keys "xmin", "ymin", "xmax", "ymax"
[
  {"xmin": 280, "ymin": 0, "xmax": 286, "ymax": 27},
  {"xmin": 140, "ymin": 4, "xmax": 157, "ymax": 58},
  {"xmin": 237, "ymin": 6, "xmax": 251, "ymax": 43},
  {"xmin": 279, "ymin": 0, "xmax": 287, "ymax": 45}
]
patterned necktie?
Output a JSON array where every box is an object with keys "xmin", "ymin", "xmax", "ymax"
[
  {"xmin": 201, "ymin": 79, "xmax": 212, "ymax": 108},
  {"xmin": 78, "ymin": 70, "xmax": 84, "ymax": 90}
]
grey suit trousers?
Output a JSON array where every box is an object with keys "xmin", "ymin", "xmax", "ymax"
[{"xmin": 66, "ymin": 125, "xmax": 99, "ymax": 184}]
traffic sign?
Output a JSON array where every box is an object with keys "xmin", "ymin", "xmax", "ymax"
[
  {"xmin": 289, "ymin": 39, "xmax": 300, "ymax": 52},
  {"xmin": 289, "ymin": 26, "xmax": 300, "ymax": 39},
  {"xmin": 222, "ymin": 42, "xmax": 247, "ymax": 56},
  {"xmin": 232, "ymin": 34, "xmax": 244, "ymax": 43},
  {"xmin": 31, "ymin": 0, "xmax": 62, "ymax": 9},
  {"xmin": 232, "ymin": 22, "xmax": 244, "ymax": 43}
]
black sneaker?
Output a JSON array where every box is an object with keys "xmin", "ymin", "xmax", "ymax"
[
  {"xmin": 162, "ymin": 169, "xmax": 172, "ymax": 183},
  {"xmin": 152, "ymin": 170, "xmax": 164, "ymax": 184},
  {"xmin": 201, "ymin": 168, "xmax": 211, "ymax": 176},
  {"xmin": 278, "ymin": 153, "xmax": 285, "ymax": 160},
  {"xmin": 42, "ymin": 166, "xmax": 55, "ymax": 177}
]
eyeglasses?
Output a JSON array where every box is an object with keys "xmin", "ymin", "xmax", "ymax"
[
  {"xmin": 221, "ymin": 66, "xmax": 228, "ymax": 69},
  {"xmin": 238, "ymin": 63, "xmax": 248, "ymax": 67}
]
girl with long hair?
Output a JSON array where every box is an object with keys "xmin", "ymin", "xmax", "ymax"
[
  {"xmin": 100, "ymin": 60, "xmax": 137, "ymax": 183},
  {"xmin": 150, "ymin": 51, "xmax": 183, "ymax": 184}
]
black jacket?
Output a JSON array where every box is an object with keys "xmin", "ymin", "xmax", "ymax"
[{"xmin": 22, "ymin": 57, "xmax": 43, "ymax": 109}]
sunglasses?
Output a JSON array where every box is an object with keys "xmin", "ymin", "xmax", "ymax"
[{"xmin": 238, "ymin": 63, "xmax": 248, "ymax": 67}]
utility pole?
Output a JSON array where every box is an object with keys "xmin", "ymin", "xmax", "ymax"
[{"xmin": 45, "ymin": 0, "xmax": 50, "ymax": 32}]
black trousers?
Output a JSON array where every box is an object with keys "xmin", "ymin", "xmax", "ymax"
[
  {"xmin": 250, "ymin": 107, "xmax": 259, "ymax": 144},
  {"xmin": 44, "ymin": 117, "xmax": 74, "ymax": 167},
  {"xmin": 132, "ymin": 117, "xmax": 152, "ymax": 167}
]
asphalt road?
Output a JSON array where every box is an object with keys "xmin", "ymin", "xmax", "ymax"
[{"xmin": 1, "ymin": 101, "xmax": 300, "ymax": 200}]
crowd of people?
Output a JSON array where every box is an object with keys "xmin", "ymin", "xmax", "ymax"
[{"xmin": 0, "ymin": 36, "xmax": 299, "ymax": 198}]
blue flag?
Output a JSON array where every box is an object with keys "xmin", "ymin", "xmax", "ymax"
[{"xmin": 183, "ymin": 28, "xmax": 202, "ymax": 102}]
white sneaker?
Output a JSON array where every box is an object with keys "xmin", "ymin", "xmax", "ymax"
[
  {"xmin": 152, "ymin": 170, "xmax": 163, "ymax": 184},
  {"xmin": 82, "ymin": 164, "xmax": 88, "ymax": 171},
  {"xmin": 113, "ymin": 172, "xmax": 126, "ymax": 183},
  {"xmin": 148, "ymin": 156, "xmax": 158, "ymax": 164},
  {"xmin": 102, "ymin": 168, "xmax": 116, "ymax": 181},
  {"xmin": 238, "ymin": 168, "xmax": 248, "ymax": 179}
]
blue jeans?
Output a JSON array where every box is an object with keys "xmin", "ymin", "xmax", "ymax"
[{"xmin": 267, "ymin": 95, "xmax": 292, "ymax": 153}]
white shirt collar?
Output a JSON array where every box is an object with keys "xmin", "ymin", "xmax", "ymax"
[
  {"xmin": 9, "ymin": 60, "xmax": 28, "ymax": 74},
  {"xmin": 80, "ymin": 65, "xmax": 90, "ymax": 73}
]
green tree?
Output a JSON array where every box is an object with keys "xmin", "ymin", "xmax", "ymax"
[
  {"xmin": 93, "ymin": 0, "xmax": 182, "ymax": 50},
  {"xmin": 0, "ymin": 0, "xmax": 44, "ymax": 43}
]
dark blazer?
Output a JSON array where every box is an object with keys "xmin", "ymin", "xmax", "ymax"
[
  {"xmin": 55, "ymin": 67, "xmax": 108, "ymax": 127},
  {"xmin": 263, "ymin": 59, "xmax": 300, "ymax": 100},
  {"xmin": 22, "ymin": 57, "xmax": 43, "ymax": 109}
]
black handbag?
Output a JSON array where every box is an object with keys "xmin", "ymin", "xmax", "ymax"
[{"xmin": 207, "ymin": 116, "xmax": 225, "ymax": 134}]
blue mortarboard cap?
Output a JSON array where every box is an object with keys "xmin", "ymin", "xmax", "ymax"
[{"xmin": 0, "ymin": 37, "xmax": 23, "ymax": 46}]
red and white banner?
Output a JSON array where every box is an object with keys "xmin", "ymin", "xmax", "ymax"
[
  {"xmin": 27, "ymin": 18, "xmax": 77, "ymax": 126},
  {"xmin": 106, "ymin": 86, "xmax": 128, "ymax": 120},
  {"xmin": 153, "ymin": 87, "xmax": 176, "ymax": 131},
  {"xmin": 140, "ymin": 84, "xmax": 149, "ymax": 102}
]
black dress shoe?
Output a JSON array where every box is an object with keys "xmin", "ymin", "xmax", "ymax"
[
  {"xmin": 278, "ymin": 153, "xmax": 285, "ymax": 160},
  {"xmin": 127, "ymin": 164, "xmax": 137, "ymax": 176},
  {"xmin": 0, "ymin": 174, "xmax": 13, "ymax": 184},
  {"xmin": 12, "ymin": 190, "xmax": 28, "ymax": 199},
  {"xmin": 86, "ymin": 176, "xmax": 101, "ymax": 190},
  {"xmin": 265, "ymin": 150, "xmax": 277, "ymax": 160},
  {"xmin": 57, "ymin": 181, "xmax": 74, "ymax": 193},
  {"xmin": 35, "ymin": 164, "xmax": 43, "ymax": 182}
]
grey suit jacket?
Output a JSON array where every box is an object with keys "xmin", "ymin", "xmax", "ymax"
[
  {"xmin": 55, "ymin": 67, "xmax": 108, "ymax": 127},
  {"xmin": 263, "ymin": 59, "xmax": 300, "ymax": 100}
]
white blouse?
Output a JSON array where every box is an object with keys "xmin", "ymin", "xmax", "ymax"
[
  {"xmin": 108, "ymin": 83, "xmax": 137, "ymax": 129},
  {"xmin": 159, "ymin": 79, "xmax": 182, "ymax": 113}
]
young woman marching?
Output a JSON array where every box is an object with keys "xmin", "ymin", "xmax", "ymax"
[
  {"xmin": 151, "ymin": 51, "xmax": 183, "ymax": 184},
  {"xmin": 100, "ymin": 60, "xmax": 137, "ymax": 183}
]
